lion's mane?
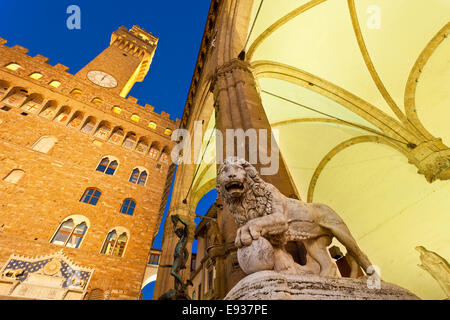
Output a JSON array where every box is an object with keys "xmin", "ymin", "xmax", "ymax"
[{"xmin": 217, "ymin": 158, "xmax": 273, "ymax": 227}]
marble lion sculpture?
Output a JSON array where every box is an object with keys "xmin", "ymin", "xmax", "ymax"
[{"xmin": 216, "ymin": 158, "xmax": 374, "ymax": 277}]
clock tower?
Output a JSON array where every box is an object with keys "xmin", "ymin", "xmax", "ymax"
[{"xmin": 76, "ymin": 25, "xmax": 158, "ymax": 98}]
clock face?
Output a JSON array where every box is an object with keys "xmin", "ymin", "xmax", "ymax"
[{"xmin": 87, "ymin": 71, "xmax": 118, "ymax": 88}]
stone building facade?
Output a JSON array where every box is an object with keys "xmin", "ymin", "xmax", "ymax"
[{"xmin": 0, "ymin": 25, "xmax": 177, "ymax": 300}]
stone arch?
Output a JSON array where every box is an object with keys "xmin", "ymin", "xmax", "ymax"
[
  {"xmin": 2, "ymin": 86, "xmax": 29, "ymax": 108},
  {"xmin": 0, "ymin": 80, "xmax": 11, "ymax": 99},
  {"xmin": 94, "ymin": 120, "xmax": 112, "ymax": 140},
  {"xmin": 404, "ymin": 22, "xmax": 450, "ymax": 141},
  {"xmin": 53, "ymin": 106, "xmax": 72, "ymax": 124},
  {"xmin": 307, "ymin": 135, "xmax": 408, "ymax": 202},
  {"xmin": 251, "ymin": 60, "xmax": 414, "ymax": 144},
  {"xmin": 67, "ymin": 111, "xmax": 85, "ymax": 129},
  {"xmin": 80, "ymin": 116, "xmax": 97, "ymax": 135},
  {"xmin": 108, "ymin": 126, "xmax": 125, "ymax": 145},
  {"xmin": 21, "ymin": 92, "xmax": 44, "ymax": 114},
  {"xmin": 246, "ymin": 0, "xmax": 327, "ymax": 61},
  {"xmin": 39, "ymin": 100, "xmax": 58, "ymax": 119},
  {"xmin": 123, "ymin": 132, "xmax": 137, "ymax": 149},
  {"xmin": 136, "ymin": 137, "xmax": 150, "ymax": 154}
]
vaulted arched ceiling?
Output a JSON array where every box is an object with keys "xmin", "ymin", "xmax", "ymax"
[{"xmin": 243, "ymin": 0, "xmax": 450, "ymax": 299}]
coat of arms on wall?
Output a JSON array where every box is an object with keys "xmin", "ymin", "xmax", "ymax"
[{"xmin": 0, "ymin": 250, "xmax": 94, "ymax": 300}]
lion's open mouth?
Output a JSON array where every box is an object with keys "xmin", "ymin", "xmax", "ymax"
[{"xmin": 225, "ymin": 181, "xmax": 244, "ymax": 193}]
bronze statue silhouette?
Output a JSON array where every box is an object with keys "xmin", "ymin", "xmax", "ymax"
[{"xmin": 158, "ymin": 214, "xmax": 192, "ymax": 300}]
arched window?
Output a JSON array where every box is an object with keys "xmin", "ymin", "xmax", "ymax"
[
  {"xmin": 70, "ymin": 89, "xmax": 82, "ymax": 97},
  {"xmin": 96, "ymin": 157, "xmax": 118, "ymax": 175},
  {"xmin": 96, "ymin": 158, "xmax": 109, "ymax": 173},
  {"xmin": 5, "ymin": 63, "xmax": 22, "ymax": 71},
  {"xmin": 114, "ymin": 233, "xmax": 128, "ymax": 257},
  {"xmin": 29, "ymin": 72, "xmax": 43, "ymax": 80},
  {"xmin": 111, "ymin": 106, "xmax": 122, "ymax": 115},
  {"xmin": 130, "ymin": 114, "xmax": 140, "ymax": 123},
  {"xmin": 49, "ymin": 80, "xmax": 61, "ymax": 88},
  {"xmin": 51, "ymin": 217, "xmax": 89, "ymax": 249},
  {"xmin": 66, "ymin": 223, "xmax": 88, "ymax": 249},
  {"xmin": 120, "ymin": 199, "xmax": 136, "ymax": 216},
  {"xmin": 100, "ymin": 230, "xmax": 117, "ymax": 255},
  {"xmin": 129, "ymin": 169, "xmax": 139, "ymax": 184},
  {"xmin": 101, "ymin": 229, "xmax": 128, "ymax": 257},
  {"xmin": 138, "ymin": 171, "xmax": 147, "ymax": 186},
  {"xmin": 80, "ymin": 188, "xmax": 101, "ymax": 206},
  {"xmin": 3, "ymin": 169, "xmax": 25, "ymax": 184},
  {"xmin": 32, "ymin": 136, "xmax": 57, "ymax": 154},
  {"xmin": 106, "ymin": 161, "xmax": 118, "ymax": 176}
]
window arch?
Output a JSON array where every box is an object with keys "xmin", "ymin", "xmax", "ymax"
[
  {"xmin": 120, "ymin": 199, "xmax": 136, "ymax": 216},
  {"xmin": 32, "ymin": 136, "xmax": 57, "ymax": 154},
  {"xmin": 129, "ymin": 167, "xmax": 148, "ymax": 186},
  {"xmin": 96, "ymin": 156, "xmax": 119, "ymax": 175},
  {"xmin": 96, "ymin": 158, "xmax": 109, "ymax": 173},
  {"xmin": 39, "ymin": 101, "xmax": 57, "ymax": 119},
  {"xmin": 109, "ymin": 127, "xmax": 124, "ymax": 145},
  {"xmin": 29, "ymin": 72, "xmax": 43, "ymax": 80},
  {"xmin": 106, "ymin": 161, "xmax": 118, "ymax": 175},
  {"xmin": 138, "ymin": 171, "xmax": 148, "ymax": 186},
  {"xmin": 5, "ymin": 63, "xmax": 22, "ymax": 71},
  {"xmin": 123, "ymin": 132, "xmax": 137, "ymax": 150},
  {"xmin": 50, "ymin": 216, "xmax": 89, "ymax": 249},
  {"xmin": 94, "ymin": 121, "xmax": 112, "ymax": 140},
  {"xmin": 100, "ymin": 228, "xmax": 129, "ymax": 257},
  {"xmin": 129, "ymin": 168, "xmax": 139, "ymax": 184},
  {"xmin": 80, "ymin": 188, "xmax": 102, "ymax": 206}
]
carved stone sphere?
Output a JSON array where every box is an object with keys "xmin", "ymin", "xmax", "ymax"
[{"xmin": 238, "ymin": 237, "xmax": 275, "ymax": 275}]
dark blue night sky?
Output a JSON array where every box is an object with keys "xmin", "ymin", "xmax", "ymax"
[{"xmin": 0, "ymin": 0, "xmax": 215, "ymax": 300}]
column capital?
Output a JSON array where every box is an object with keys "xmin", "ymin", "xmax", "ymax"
[{"xmin": 210, "ymin": 58, "xmax": 254, "ymax": 94}]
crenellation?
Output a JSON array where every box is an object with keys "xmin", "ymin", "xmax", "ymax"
[
  {"xmin": 11, "ymin": 44, "xmax": 29, "ymax": 54},
  {"xmin": 127, "ymin": 96, "xmax": 138, "ymax": 104},
  {"xmin": 0, "ymin": 49, "xmax": 177, "ymax": 134},
  {"xmin": 33, "ymin": 54, "xmax": 49, "ymax": 63},
  {"xmin": 52, "ymin": 63, "xmax": 69, "ymax": 72},
  {"xmin": 144, "ymin": 104, "xmax": 154, "ymax": 112}
]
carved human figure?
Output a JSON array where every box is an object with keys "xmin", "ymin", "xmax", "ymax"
[
  {"xmin": 158, "ymin": 214, "xmax": 191, "ymax": 300},
  {"xmin": 416, "ymin": 246, "xmax": 450, "ymax": 299},
  {"xmin": 216, "ymin": 158, "xmax": 374, "ymax": 278}
]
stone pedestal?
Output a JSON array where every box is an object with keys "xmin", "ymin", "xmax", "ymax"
[{"xmin": 224, "ymin": 271, "xmax": 419, "ymax": 300}]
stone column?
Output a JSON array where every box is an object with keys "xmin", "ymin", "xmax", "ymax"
[
  {"xmin": 211, "ymin": 58, "xmax": 298, "ymax": 198},
  {"xmin": 210, "ymin": 58, "xmax": 300, "ymax": 297}
]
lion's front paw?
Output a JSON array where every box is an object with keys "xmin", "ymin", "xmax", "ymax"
[{"xmin": 235, "ymin": 224, "xmax": 262, "ymax": 248}]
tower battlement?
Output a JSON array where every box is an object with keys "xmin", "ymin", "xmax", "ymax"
[{"xmin": 0, "ymin": 35, "xmax": 180, "ymax": 135}]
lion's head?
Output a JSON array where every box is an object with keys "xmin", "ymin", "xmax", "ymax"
[{"xmin": 217, "ymin": 158, "xmax": 272, "ymax": 226}]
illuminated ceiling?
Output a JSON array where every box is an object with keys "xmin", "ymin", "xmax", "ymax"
[{"xmin": 243, "ymin": 0, "xmax": 450, "ymax": 299}]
